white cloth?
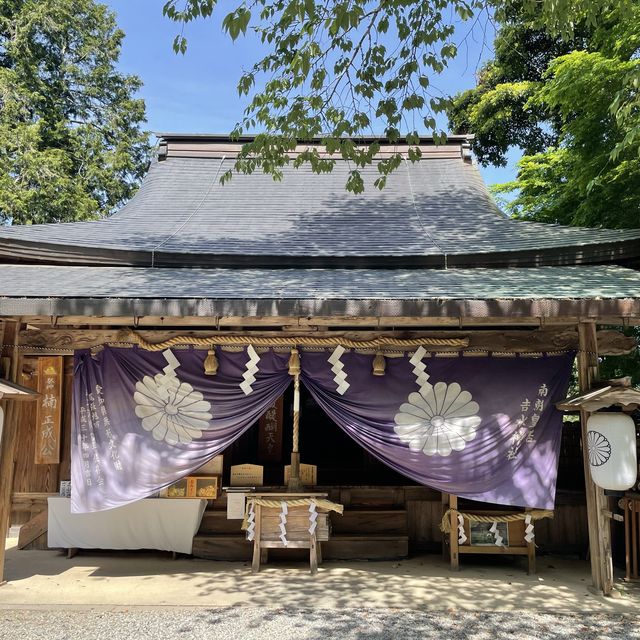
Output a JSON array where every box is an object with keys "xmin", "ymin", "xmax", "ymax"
[{"xmin": 47, "ymin": 497, "xmax": 206, "ymax": 554}]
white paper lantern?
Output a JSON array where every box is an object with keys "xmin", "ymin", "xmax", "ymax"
[{"xmin": 587, "ymin": 413, "xmax": 637, "ymax": 491}]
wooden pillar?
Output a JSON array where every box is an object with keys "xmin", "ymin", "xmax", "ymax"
[
  {"xmin": 0, "ymin": 319, "xmax": 21, "ymax": 585},
  {"xmin": 251, "ymin": 503, "xmax": 262, "ymax": 573},
  {"xmin": 449, "ymin": 494, "xmax": 459, "ymax": 570},
  {"xmin": 578, "ymin": 320, "xmax": 614, "ymax": 595}
]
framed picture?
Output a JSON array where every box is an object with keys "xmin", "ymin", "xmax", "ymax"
[
  {"xmin": 163, "ymin": 478, "xmax": 188, "ymax": 498},
  {"xmin": 191, "ymin": 476, "xmax": 220, "ymax": 499},
  {"xmin": 469, "ymin": 521, "xmax": 509, "ymax": 546},
  {"xmin": 160, "ymin": 475, "xmax": 220, "ymax": 499}
]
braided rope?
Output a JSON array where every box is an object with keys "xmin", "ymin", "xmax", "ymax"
[
  {"xmin": 440, "ymin": 509, "xmax": 553, "ymax": 534},
  {"xmin": 126, "ymin": 330, "xmax": 468, "ymax": 351},
  {"xmin": 241, "ymin": 497, "xmax": 344, "ymax": 530},
  {"xmin": 292, "ymin": 377, "xmax": 300, "ymax": 453}
]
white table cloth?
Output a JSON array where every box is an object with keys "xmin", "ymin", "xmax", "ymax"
[{"xmin": 48, "ymin": 497, "xmax": 206, "ymax": 554}]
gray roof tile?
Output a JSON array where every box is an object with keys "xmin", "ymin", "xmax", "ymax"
[
  {"xmin": 0, "ymin": 153, "xmax": 638, "ymax": 268},
  {"xmin": 0, "ymin": 264, "xmax": 639, "ymax": 299}
]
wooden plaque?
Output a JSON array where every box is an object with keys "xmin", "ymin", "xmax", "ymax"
[
  {"xmin": 257, "ymin": 397, "xmax": 283, "ymax": 462},
  {"xmin": 34, "ymin": 356, "xmax": 63, "ymax": 464},
  {"xmin": 230, "ymin": 463, "xmax": 264, "ymax": 486},
  {"xmin": 284, "ymin": 463, "xmax": 318, "ymax": 486}
]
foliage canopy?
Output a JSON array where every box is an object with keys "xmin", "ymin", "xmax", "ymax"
[
  {"xmin": 164, "ymin": 0, "xmax": 632, "ymax": 193},
  {"xmin": 0, "ymin": 0, "xmax": 151, "ymax": 224},
  {"xmin": 448, "ymin": 3, "xmax": 640, "ymax": 228}
]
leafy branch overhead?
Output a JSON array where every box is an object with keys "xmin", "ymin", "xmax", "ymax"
[{"xmin": 163, "ymin": 0, "xmax": 631, "ymax": 192}]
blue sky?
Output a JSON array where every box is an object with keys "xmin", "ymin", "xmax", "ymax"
[{"xmin": 104, "ymin": 1, "xmax": 517, "ymax": 186}]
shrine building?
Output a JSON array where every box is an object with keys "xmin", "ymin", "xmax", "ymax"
[{"xmin": 0, "ymin": 134, "xmax": 639, "ymax": 590}]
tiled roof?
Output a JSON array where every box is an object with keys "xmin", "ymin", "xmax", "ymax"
[
  {"xmin": 1, "ymin": 264, "xmax": 639, "ymax": 318},
  {"xmin": 0, "ymin": 136, "xmax": 638, "ymax": 268}
]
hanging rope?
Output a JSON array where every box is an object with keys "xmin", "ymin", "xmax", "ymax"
[
  {"xmin": 440, "ymin": 509, "xmax": 553, "ymax": 533},
  {"xmin": 126, "ymin": 329, "xmax": 468, "ymax": 351}
]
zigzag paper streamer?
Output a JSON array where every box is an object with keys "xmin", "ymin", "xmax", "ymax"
[
  {"xmin": 153, "ymin": 349, "xmax": 181, "ymax": 395},
  {"xmin": 409, "ymin": 346, "xmax": 431, "ymax": 390},
  {"xmin": 524, "ymin": 514, "xmax": 535, "ymax": 543},
  {"xmin": 457, "ymin": 513, "xmax": 467, "ymax": 545},
  {"xmin": 279, "ymin": 501, "xmax": 288, "ymax": 546},
  {"xmin": 246, "ymin": 502, "xmax": 255, "ymax": 542},
  {"xmin": 240, "ymin": 345, "xmax": 261, "ymax": 395},
  {"xmin": 328, "ymin": 345, "xmax": 350, "ymax": 395},
  {"xmin": 308, "ymin": 501, "xmax": 318, "ymax": 535},
  {"xmin": 489, "ymin": 521, "xmax": 504, "ymax": 547},
  {"xmin": 162, "ymin": 349, "xmax": 180, "ymax": 377}
]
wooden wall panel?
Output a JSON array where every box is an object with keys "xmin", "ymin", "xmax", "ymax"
[
  {"xmin": 407, "ymin": 500, "xmax": 443, "ymax": 549},
  {"xmin": 11, "ymin": 357, "xmax": 62, "ymax": 524}
]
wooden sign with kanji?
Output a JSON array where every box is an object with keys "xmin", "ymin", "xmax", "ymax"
[
  {"xmin": 257, "ymin": 396, "xmax": 283, "ymax": 462},
  {"xmin": 34, "ymin": 356, "xmax": 63, "ymax": 464}
]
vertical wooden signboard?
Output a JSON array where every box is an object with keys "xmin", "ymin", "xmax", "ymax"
[
  {"xmin": 34, "ymin": 356, "xmax": 63, "ymax": 465},
  {"xmin": 257, "ymin": 396, "xmax": 283, "ymax": 462}
]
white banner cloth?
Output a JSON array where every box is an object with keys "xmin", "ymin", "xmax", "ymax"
[{"xmin": 48, "ymin": 497, "xmax": 206, "ymax": 554}]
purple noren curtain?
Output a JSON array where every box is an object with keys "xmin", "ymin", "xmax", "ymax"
[
  {"xmin": 72, "ymin": 346, "xmax": 291, "ymax": 512},
  {"xmin": 72, "ymin": 346, "xmax": 573, "ymax": 512},
  {"xmin": 301, "ymin": 351, "xmax": 573, "ymax": 509}
]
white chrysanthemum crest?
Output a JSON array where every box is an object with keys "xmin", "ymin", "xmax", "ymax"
[
  {"xmin": 394, "ymin": 381, "xmax": 481, "ymax": 457},
  {"xmin": 134, "ymin": 349, "xmax": 212, "ymax": 445}
]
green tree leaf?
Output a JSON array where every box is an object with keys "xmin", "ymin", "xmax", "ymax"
[{"xmin": 0, "ymin": 0, "xmax": 151, "ymax": 224}]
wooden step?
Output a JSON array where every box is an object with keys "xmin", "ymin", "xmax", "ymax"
[
  {"xmin": 323, "ymin": 535, "xmax": 409, "ymax": 560},
  {"xmin": 192, "ymin": 533, "xmax": 409, "ymax": 562},
  {"xmin": 330, "ymin": 509, "xmax": 407, "ymax": 535},
  {"xmin": 192, "ymin": 534, "xmax": 252, "ymax": 561},
  {"xmin": 198, "ymin": 511, "xmax": 245, "ymax": 535}
]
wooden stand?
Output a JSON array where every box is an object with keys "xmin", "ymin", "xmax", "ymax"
[
  {"xmin": 445, "ymin": 495, "xmax": 537, "ymax": 575},
  {"xmin": 249, "ymin": 492, "xmax": 330, "ymax": 574}
]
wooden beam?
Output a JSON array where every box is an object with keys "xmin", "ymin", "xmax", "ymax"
[
  {"xmin": 0, "ymin": 318, "xmax": 21, "ymax": 585},
  {"xmin": 16, "ymin": 326, "xmax": 636, "ymax": 356},
  {"xmin": 578, "ymin": 321, "xmax": 614, "ymax": 595},
  {"xmin": 12, "ymin": 315, "xmax": 573, "ymax": 328}
]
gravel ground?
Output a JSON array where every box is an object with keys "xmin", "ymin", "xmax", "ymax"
[{"xmin": 0, "ymin": 608, "xmax": 639, "ymax": 640}]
